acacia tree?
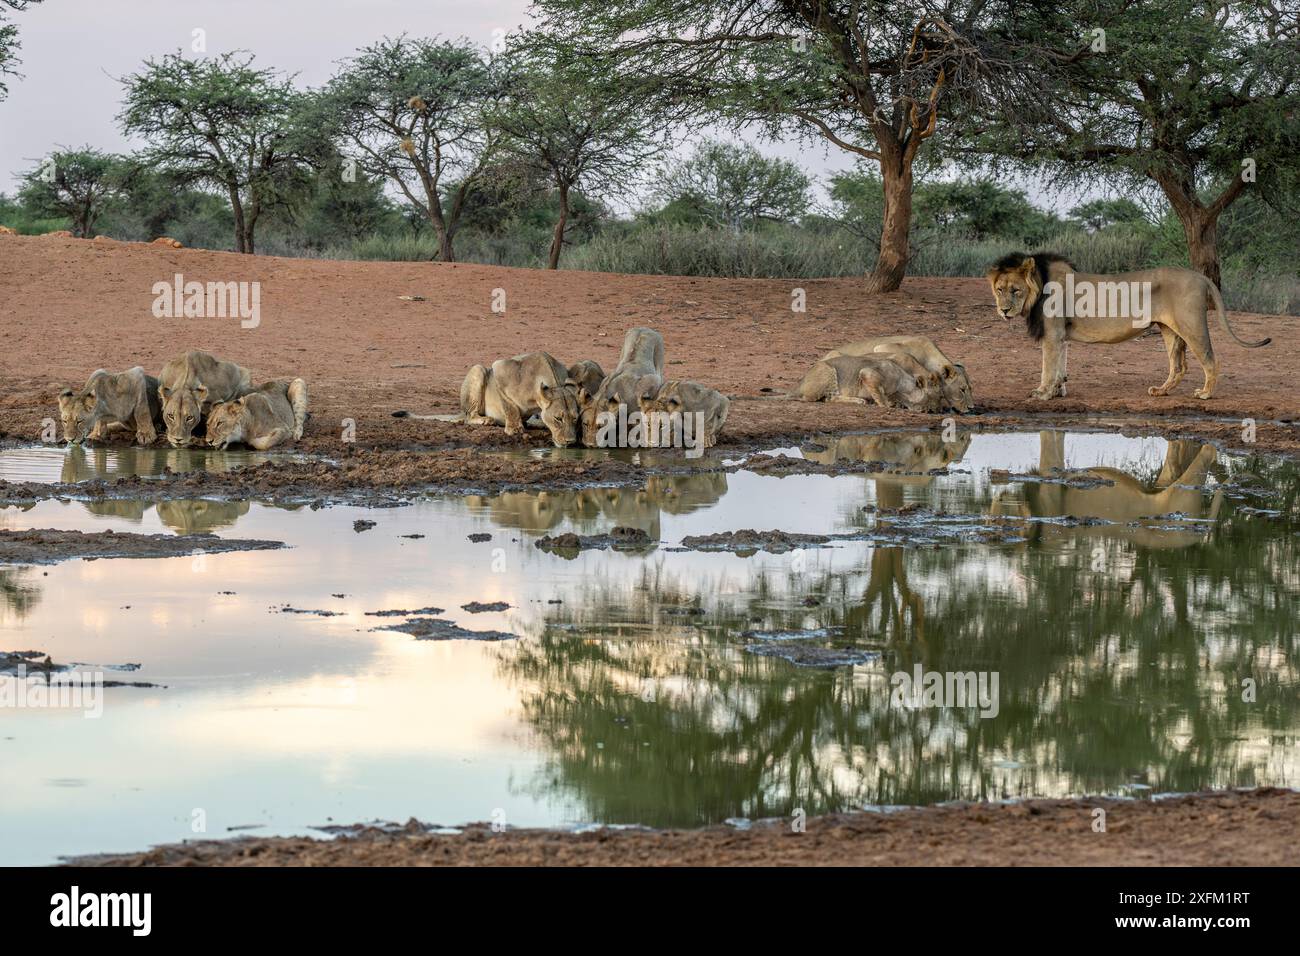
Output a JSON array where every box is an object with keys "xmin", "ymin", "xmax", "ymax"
[
  {"xmin": 0, "ymin": 0, "xmax": 41, "ymax": 101},
  {"xmin": 980, "ymin": 0, "xmax": 1300, "ymax": 286},
  {"xmin": 534, "ymin": 0, "xmax": 1043, "ymax": 292},
  {"xmin": 119, "ymin": 51, "xmax": 315, "ymax": 254},
  {"xmin": 661, "ymin": 140, "xmax": 811, "ymax": 230},
  {"xmin": 18, "ymin": 147, "xmax": 129, "ymax": 237},
  {"xmin": 494, "ymin": 60, "xmax": 664, "ymax": 268},
  {"xmin": 321, "ymin": 36, "xmax": 501, "ymax": 262}
]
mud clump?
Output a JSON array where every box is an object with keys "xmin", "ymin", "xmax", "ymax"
[
  {"xmin": 0, "ymin": 528, "xmax": 285, "ymax": 565},
  {"xmin": 375, "ymin": 617, "xmax": 517, "ymax": 641},
  {"xmin": 461, "ymin": 601, "xmax": 510, "ymax": 613},
  {"xmin": 740, "ymin": 626, "xmax": 845, "ymax": 641},
  {"xmin": 744, "ymin": 643, "xmax": 879, "ymax": 668},
  {"xmin": 365, "ymin": 606, "xmax": 445, "ymax": 618},
  {"xmin": 2, "ymin": 650, "xmax": 58, "ymax": 675},
  {"xmin": 680, "ymin": 529, "xmax": 832, "ymax": 554},
  {"xmin": 2, "ymin": 649, "xmax": 160, "ymax": 687},
  {"xmin": 741, "ymin": 453, "xmax": 889, "ymax": 477},
  {"xmin": 535, "ymin": 526, "xmax": 655, "ymax": 555},
  {"xmin": 467, "ymin": 533, "xmax": 492, "ymax": 542},
  {"xmin": 989, "ymin": 469, "xmax": 1116, "ymax": 489}
]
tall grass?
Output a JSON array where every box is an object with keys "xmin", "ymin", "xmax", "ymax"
[{"xmin": 559, "ymin": 222, "xmax": 1295, "ymax": 314}]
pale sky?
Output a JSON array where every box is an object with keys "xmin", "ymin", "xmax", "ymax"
[{"xmin": 0, "ymin": 0, "xmax": 1083, "ymax": 213}]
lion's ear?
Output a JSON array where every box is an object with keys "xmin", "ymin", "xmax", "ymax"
[
  {"xmin": 58, "ymin": 388, "xmax": 73, "ymax": 399},
  {"xmin": 942, "ymin": 365, "xmax": 957, "ymax": 380},
  {"xmin": 1019, "ymin": 257, "xmax": 1036, "ymax": 277}
]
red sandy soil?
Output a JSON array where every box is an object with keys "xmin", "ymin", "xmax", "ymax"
[
  {"xmin": 1, "ymin": 234, "xmax": 1296, "ymax": 460},
  {"xmin": 71, "ymin": 789, "xmax": 1300, "ymax": 867}
]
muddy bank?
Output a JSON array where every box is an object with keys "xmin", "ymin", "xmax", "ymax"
[
  {"xmin": 0, "ymin": 528, "xmax": 284, "ymax": 564},
  {"xmin": 0, "ymin": 447, "xmax": 649, "ymax": 505},
  {"xmin": 3, "ymin": 411, "xmax": 1296, "ymax": 506},
  {"xmin": 65, "ymin": 787, "xmax": 1300, "ymax": 866}
]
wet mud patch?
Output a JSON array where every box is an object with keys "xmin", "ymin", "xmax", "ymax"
[
  {"xmin": 535, "ymin": 526, "xmax": 656, "ymax": 555},
  {"xmin": 0, "ymin": 528, "xmax": 285, "ymax": 565},
  {"xmin": 375, "ymin": 617, "xmax": 518, "ymax": 641},
  {"xmin": 679, "ymin": 516, "xmax": 1025, "ymax": 554},
  {"xmin": 989, "ymin": 468, "xmax": 1116, "ymax": 488},
  {"xmin": 2, "ymin": 650, "xmax": 160, "ymax": 687},
  {"xmin": 2, "ymin": 650, "xmax": 58, "ymax": 675},
  {"xmin": 364, "ymin": 606, "xmax": 445, "ymax": 618},
  {"xmin": 744, "ymin": 644, "xmax": 880, "ymax": 668}
]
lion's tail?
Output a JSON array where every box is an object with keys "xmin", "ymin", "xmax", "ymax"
[
  {"xmin": 1207, "ymin": 277, "xmax": 1270, "ymax": 348},
  {"xmin": 287, "ymin": 378, "xmax": 309, "ymax": 440}
]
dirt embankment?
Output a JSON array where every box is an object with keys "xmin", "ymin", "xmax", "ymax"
[
  {"xmin": 68, "ymin": 788, "xmax": 1300, "ymax": 867},
  {"xmin": 1, "ymin": 235, "xmax": 1295, "ymax": 474}
]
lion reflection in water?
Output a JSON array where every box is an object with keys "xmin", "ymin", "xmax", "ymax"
[
  {"xmin": 989, "ymin": 432, "xmax": 1222, "ymax": 550},
  {"xmin": 464, "ymin": 471, "xmax": 730, "ymax": 542}
]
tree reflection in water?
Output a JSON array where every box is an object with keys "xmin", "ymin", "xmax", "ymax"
[{"xmin": 500, "ymin": 433, "xmax": 1300, "ymax": 826}]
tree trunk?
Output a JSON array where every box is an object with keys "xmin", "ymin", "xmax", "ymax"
[
  {"xmin": 1153, "ymin": 172, "xmax": 1225, "ymax": 289},
  {"xmin": 547, "ymin": 183, "xmax": 570, "ymax": 270},
  {"xmin": 1181, "ymin": 212, "xmax": 1220, "ymax": 289},
  {"xmin": 229, "ymin": 186, "xmax": 247, "ymax": 254},
  {"xmin": 866, "ymin": 147, "xmax": 913, "ymax": 294},
  {"xmin": 437, "ymin": 229, "xmax": 454, "ymax": 263}
]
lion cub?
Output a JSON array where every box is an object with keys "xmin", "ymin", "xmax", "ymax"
[
  {"xmin": 638, "ymin": 381, "xmax": 730, "ymax": 449},
  {"xmin": 460, "ymin": 351, "xmax": 580, "ymax": 447},
  {"xmin": 58, "ymin": 366, "xmax": 163, "ymax": 445},
  {"xmin": 205, "ymin": 379, "xmax": 308, "ymax": 450},
  {"xmin": 796, "ymin": 355, "xmax": 943, "ymax": 412}
]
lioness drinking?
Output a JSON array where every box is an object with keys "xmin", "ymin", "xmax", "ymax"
[
  {"xmin": 204, "ymin": 379, "xmax": 308, "ymax": 450},
  {"xmin": 637, "ymin": 380, "xmax": 730, "ymax": 450},
  {"xmin": 581, "ymin": 327, "xmax": 665, "ymax": 447},
  {"xmin": 159, "ymin": 350, "xmax": 252, "ymax": 447},
  {"xmin": 987, "ymin": 252, "xmax": 1270, "ymax": 400},
  {"xmin": 57, "ymin": 366, "xmax": 163, "ymax": 445},
  {"xmin": 460, "ymin": 351, "xmax": 580, "ymax": 447}
]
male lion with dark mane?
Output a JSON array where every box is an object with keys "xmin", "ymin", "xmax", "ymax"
[{"xmin": 987, "ymin": 252, "xmax": 1269, "ymax": 400}]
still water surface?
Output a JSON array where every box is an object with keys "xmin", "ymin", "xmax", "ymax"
[{"xmin": 0, "ymin": 431, "xmax": 1296, "ymax": 864}]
